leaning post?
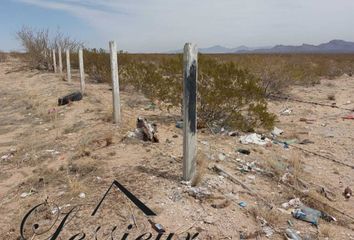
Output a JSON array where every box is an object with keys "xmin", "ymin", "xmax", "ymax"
[
  {"xmin": 79, "ymin": 48, "xmax": 85, "ymax": 93},
  {"xmin": 182, "ymin": 43, "xmax": 198, "ymax": 181},
  {"xmin": 66, "ymin": 49, "xmax": 71, "ymax": 83},
  {"xmin": 52, "ymin": 49, "xmax": 57, "ymax": 73},
  {"xmin": 58, "ymin": 47, "xmax": 63, "ymax": 74},
  {"xmin": 109, "ymin": 41, "xmax": 121, "ymax": 124}
]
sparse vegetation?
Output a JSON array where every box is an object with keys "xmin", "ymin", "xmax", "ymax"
[
  {"xmin": 0, "ymin": 51, "xmax": 6, "ymax": 62},
  {"xmin": 16, "ymin": 26, "xmax": 83, "ymax": 70}
]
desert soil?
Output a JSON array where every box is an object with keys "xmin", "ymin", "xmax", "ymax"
[{"xmin": 0, "ymin": 57, "xmax": 354, "ymax": 240}]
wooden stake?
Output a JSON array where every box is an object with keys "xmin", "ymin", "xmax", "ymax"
[
  {"xmin": 66, "ymin": 49, "xmax": 71, "ymax": 83},
  {"xmin": 183, "ymin": 43, "xmax": 198, "ymax": 181},
  {"xmin": 79, "ymin": 48, "xmax": 85, "ymax": 93},
  {"xmin": 109, "ymin": 41, "xmax": 121, "ymax": 124}
]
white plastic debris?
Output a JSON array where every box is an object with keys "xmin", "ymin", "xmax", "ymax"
[
  {"xmin": 282, "ymin": 198, "xmax": 303, "ymax": 210},
  {"xmin": 240, "ymin": 133, "xmax": 270, "ymax": 146},
  {"xmin": 271, "ymin": 127, "xmax": 284, "ymax": 136},
  {"xmin": 79, "ymin": 192, "xmax": 86, "ymax": 198},
  {"xmin": 280, "ymin": 108, "xmax": 293, "ymax": 115},
  {"xmin": 1, "ymin": 153, "xmax": 13, "ymax": 161}
]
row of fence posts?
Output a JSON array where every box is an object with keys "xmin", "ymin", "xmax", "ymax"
[{"xmin": 51, "ymin": 42, "xmax": 198, "ymax": 181}]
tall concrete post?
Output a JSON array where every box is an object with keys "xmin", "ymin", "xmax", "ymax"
[{"xmin": 182, "ymin": 43, "xmax": 198, "ymax": 181}]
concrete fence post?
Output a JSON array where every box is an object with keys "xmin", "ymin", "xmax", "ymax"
[
  {"xmin": 58, "ymin": 47, "xmax": 63, "ymax": 74},
  {"xmin": 109, "ymin": 41, "xmax": 121, "ymax": 124},
  {"xmin": 66, "ymin": 49, "xmax": 71, "ymax": 83},
  {"xmin": 52, "ymin": 49, "xmax": 57, "ymax": 73},
  {"xmin": 182, "ymin": 43, "xmax": 198, "ymax": 181},
  {"xmin": 79, "ymin": 48, "xmax": 85, "ymax": 93}
]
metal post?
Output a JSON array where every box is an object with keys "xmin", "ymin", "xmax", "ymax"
[{"xmin": 182, "ymin": 43, "xmax": 198, "ymax": 181}]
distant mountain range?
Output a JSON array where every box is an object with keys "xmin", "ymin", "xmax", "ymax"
[{"xmin": 170, "ymin": 40, "xmax": 354, "ymax": 54}]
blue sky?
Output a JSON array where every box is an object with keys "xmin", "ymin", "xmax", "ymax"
[{"xmin": 1, "ymin": 0, "xmax": 354, "ymax": 52}]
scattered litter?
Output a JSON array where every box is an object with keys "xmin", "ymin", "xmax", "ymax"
[
  {"xmin": 148, "ymin": 219, "xmax": 165, "ymax": 233},
  {"xmin": 292, "ymin": 207, "xmax": 321, "ymax": 225},
  {"xmin": 51, "ymin": 204, "xmax": 71, "ymax": 214},
  {"xmin": 175, "ymin": 121, "xmax": 183, "ymax": 129},
  {"xmin": 271, "ymin": 127, "xmax": 284, "ymax": 136},
  {"xmin": 257, "ymin": 216, "xmax": 274, "ymax": 238},
  {"xmin": 292, "ymin": 206, "xmax": 336, "ymax": 226},
  {"xmin": 228, "ymin": 131, "xmax": 239, "ymax": 137},
  {"xmin": 240, "ymin": 133, "xmax": 270, "ymax": 146},
  {"xmin": 237, "ymin": 148, "xmax": 251, "ymax": 155},
  {"xmin": 201, "ymin": 141, "xmax": 209, "ymax": 145},
  {"xmin": 20, "ymin": 188, "xmax": 37, "ymax": 198},
  {"xmin": 79, "ymin": 192, "xmax": 86, "ymax": 198},
  {"xmin": 342, "ymin": 113, "xmax": 354, "ymax": 120},
  {"xmin": 58, "ymin": 91, "xmax": 83, "ymax": 106},
  {"xmin": 343, "ymin": 186, "xmax": 352, "ymax": 199},
  {"xmin": 281, "ymin": 198, "xmax": 303, "ymax": 210},
  {"xmin": 285, "ymin": 229, "xmax": 302, "ymax": 240},
  {"xmin": 238, "ymin": 201, "xmax": 247, "ymax": 208},
  {"xmin": 1, "ymin": 153, "xmax": 13, "ymax": 161},
  {"xmin": 280, "ymin": 108, "xmax": 293, "ymax": 115}
]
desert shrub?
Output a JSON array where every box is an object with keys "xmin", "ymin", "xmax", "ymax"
[
  {"xmin": 16, "ymin": 26, "xmax": 82, "ymax": 70},
  {"xmin": 198, "ymin": 57, "xmax": 275, "ymax": 130},
  {"xmin": 123, "ymin": 55, "xmax": 275, "ymax": 131}
]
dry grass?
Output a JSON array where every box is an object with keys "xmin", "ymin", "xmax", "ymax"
[
  {"xmin": 250, "ymin": 206, "xmax": 286, "ymax": 227},
  {"xmin": 191, "ymin": 151, "xmax": 209, "ymax": 187},
  {"xmin": 319, "ymin": 224, "xmax": 334, "ymax": 238},
  {"xmin": 0, "ymin": 51, "xmax": 7, "ymax": 62}
]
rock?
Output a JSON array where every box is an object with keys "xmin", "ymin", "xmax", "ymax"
[
  {"xmin": 343, "ymin": 186, "xmax": 352, "ymax": 199},
  {"xmin": 79, "ymin": 192, "xmax": 86, "ymax": 198},
  {"xmin": 218, "ymin": 153, "xmax": 226, "ymax": 161}
]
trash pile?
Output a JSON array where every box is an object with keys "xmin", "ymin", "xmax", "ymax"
[
  {"xmin": 280, "ymin": 198, "xmax": 336, "ymax": 226},
  {"xmin": 126, "ymin": 117, "xmax": 159, "ymax": 143},
  {"xmin": 239, "ymin": 133, "xmax": 271, "ymax": 146}
]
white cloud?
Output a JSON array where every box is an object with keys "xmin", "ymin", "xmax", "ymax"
[{"xmin": 17, "ymin": 0, "xmax": 354, "ymax": 52}]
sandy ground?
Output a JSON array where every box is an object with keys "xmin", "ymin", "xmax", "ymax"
[{"xmin": 0, "ymin": 57, "xmax": 354, "ymax": 240}]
